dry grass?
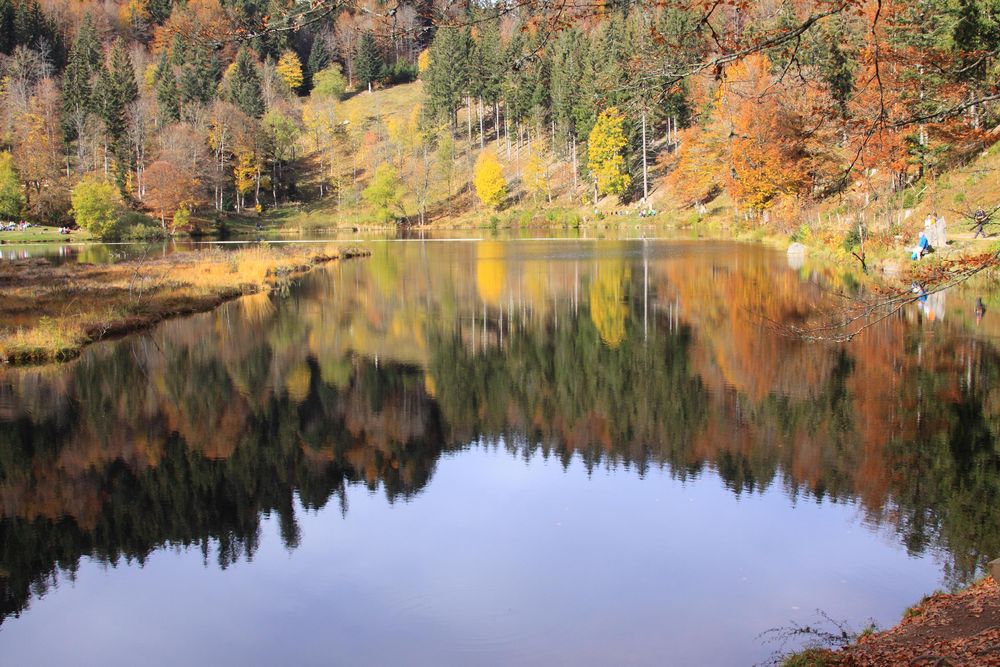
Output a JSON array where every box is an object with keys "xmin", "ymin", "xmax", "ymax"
[{"xmin": 0, "ymin": 243, "xmax": 369, "ymax": 364}]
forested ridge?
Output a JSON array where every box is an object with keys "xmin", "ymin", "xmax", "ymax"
[{"xmin": 2, "ymin": 0, "xmax": 1000, "ymax": 234}]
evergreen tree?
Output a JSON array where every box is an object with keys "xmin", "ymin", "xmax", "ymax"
[
  {"xmin": 14, "ymin": 0, "xmax": 43, "ymax": 48},
  {"xmin": 156, "ymin": 64, "xmax": 180, "ymax": 125},
  {"xmin": 0, "ymin": 0, "xmax": 15, "ymax": 55},
  {"xmin": 549, "ymin": 28, "xmax": 588, "ymax": 137},
  {"xmin": 94, "ymin": 38, "xmax": 139, "ymax": 185},
  {"xmin": 355, "ymin": 32, "xmax": 384, "ymax": 92},
  {"xmin": 308, "ymin": 36, "xmax": 330, "ymax": 77},
  {"xmin": 306, "ymin": 35, "xmax": 330, "ymax": 90},
  {"xmin": 425, "ymin": 27, "xmax": 471, "ymax": 124},
  {"xmin": 822, "ymin": 28, "xmax": 855, "ymax": 118},
  {"xmin": 470, "ymin": 20, "xmax": 503, "ymax": 106},
  {"xmin": 179, "ymin": 44, "xmax": 218, "ymax": 112},
  {"xmin": 226, "ymin": 48, "xmax": 264, "ymax": 118},
  {"xmin": 147, "ymin": 0, "xmax": 172, "ymax": 25},
  {"xmin": 168, "ymin": 33, "xmax": 188, "ymax": 67},
  {"xmin": 61, "ymin": 14, "xmax": 103, "ymax": 140},
  {"xmin": 113, "ymin": 40, "xmax": 139, "ymax": 104}
]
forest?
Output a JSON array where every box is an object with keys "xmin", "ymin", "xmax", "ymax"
[{"xmin": 1, "ymin": 0, "xmax": 999, "ymax": 236}]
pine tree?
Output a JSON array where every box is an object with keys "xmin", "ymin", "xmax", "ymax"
[
  {"xmin": 425, "ymin": 27, "xmax": 471, "ymax": 124},
  {"xmin": 549, "ymin": 29, "xmax": 581, "ymax": 132},
  {"xmin": 61, "ymin": 14, "xmax": 103, "ymax": 140},
  {"xmin": 307, "ymin": 36, "xmax": 330, "ymax": 84},
  {"xmin": 355, "ymin": 32, "xmax": 384, "ymax": 92},
  {"xmin": 156, "ymin": 65, "xmax": 180, "ymax": 126},
  {"xmin": 470, "ymin": 20, "xmax": 503, "ymax": 105},
  {"xmin": 98, "ymin": 38, "xmax": 139, "ymax": 183},
  {"xmin": 168, "ymin": 33, "xmax": 187, "ymax": 67},
  {"xmin": 226, "ymin": 47, "xmax": 264, "ymax": 118},
  {"xmin": 0, "ymin": 0, "xmax": 15, "ymax": 55},
  {"xmin": 147, "ymin": 0, "xmax": 172, "ymax": 25},
  {"xmin": 180, "ymin": 44, "xmax": 218, "ymax": 112}
]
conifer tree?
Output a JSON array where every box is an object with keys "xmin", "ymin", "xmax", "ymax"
[
  {"xmin": 61, "ymin": 14, "xmax": 103, "ymax": 140},
  {"xmin": 425, "ymin": 27, "xmax": 470, "ymax": 124},
  {"xmin": 355, "ymin": 32, "xmax": 384, "ymax": 92},
  {"xmin": 226, "ymin": 47, "xmax": 264, "ymax": 118},
  {"xmin": 96, "ymin": 38, "xmax": 138, "ymax": 140},
  {"xmin": 307, "ymin": 36, "xmax": 330, "ymax": 88},
  {"xmin": 0, "ymin": 0, "xmax": 15, "ymax": 55},
  {"xmin": 147, "ymin": 0, "xmax": 172, "ymax": 25},
  {"xmin": 180, "ymin": 44, "xmax": 218, "ymax": 112},
  {"xmin": 156, "ymin": 64, "xmax": 180, "ymax": 125},
  {"xmin": 168, "ymin": 33, "xmax": 187, "ymax": 67}
]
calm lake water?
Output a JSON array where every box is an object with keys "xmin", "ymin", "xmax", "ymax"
[{"xmin": 1, "ymin": 239, "xmax": 998, "ymax": 665}]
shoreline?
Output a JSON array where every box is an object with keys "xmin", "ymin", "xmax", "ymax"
[
  {"xmin": 0, "ymin": 243, "xmax": 370, "ymax": 366},
  {"xmin": 784, "ymin": 576, "xmax": 1000, "ymax": 666}
]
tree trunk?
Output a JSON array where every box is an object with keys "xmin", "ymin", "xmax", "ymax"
[
  {"xmin": 641, "ymin": 109, "xmax": 648, "ymax": 204},
  {"xmin": 478, "ymin": 97, "xmax": 484, "ymax": 150},
  {"xmin": 466, "ymin": 96, "xmax": 472, "ymax": 145}
]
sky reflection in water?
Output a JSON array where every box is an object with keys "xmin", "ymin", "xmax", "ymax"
[{"xmin": 0, "ymin": 239, "xmax": 997, "ymax": 665}]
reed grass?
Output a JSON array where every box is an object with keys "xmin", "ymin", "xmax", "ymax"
[{"xmin": 0, "ymin": 244, "xmax": 368, "ymax": 364}]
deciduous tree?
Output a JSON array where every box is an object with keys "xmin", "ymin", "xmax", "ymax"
[
  {"xmin": 474, "ymin": 149, "xmax": 507, "ymax": 210},
  {"xmin": 588, "ymin": 107, "xmax": 630, "ymax": 199}
]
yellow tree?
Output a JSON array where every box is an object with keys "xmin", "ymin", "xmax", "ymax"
[
  {"xmin": 474, "ymin": 149, "xmax": 507, "ymax": 210},
  {"xmin": 233, "ymin": 149, "xmax": 256, "ymax": 212},
  {"xmin": 588, "ymin": 107, "xmax": 631, "ymax": 200},
  {"xmin": 276, "ymin": 50, "xmax": 304, "ymax": 94},
  {"xmin": 523, "ymin": 152, "xmax": 550, "ymax": 203}
]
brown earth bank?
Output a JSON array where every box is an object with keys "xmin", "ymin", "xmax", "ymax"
[
  {"xmin": 0, "ymin": 244, "xmax": 370, "ymax": 365},
  {"xmin": 787, "ymin": 577, "xmax": 1000, "ymax": 666}
]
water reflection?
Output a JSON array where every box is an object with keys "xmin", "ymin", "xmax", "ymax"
[{"xmin": 1, "ymin": 240, "xmax": 999, "ymax": 649}]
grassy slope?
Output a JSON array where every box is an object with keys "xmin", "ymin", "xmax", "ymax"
[{"xmin": 267, "ymin": 79, "xmax": 1000, "ymax": 277}]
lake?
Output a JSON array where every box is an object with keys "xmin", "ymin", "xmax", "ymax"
[{"xmin": 1, "ymin": 238, "xmax": 998, "ymax": 665}]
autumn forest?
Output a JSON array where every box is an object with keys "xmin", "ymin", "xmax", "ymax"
[{"xmin": 1, "ymin": 0, "xmax": 999, "ymax": 234}]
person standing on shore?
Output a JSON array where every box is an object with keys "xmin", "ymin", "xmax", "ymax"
[{"xmin": 974, "ymin": 207, "xmax": 989, "ymax": 238}]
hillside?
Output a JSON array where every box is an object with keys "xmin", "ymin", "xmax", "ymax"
[{"xmin": 0, "ymin": 0, "xmax": 999, "ymax": 258}]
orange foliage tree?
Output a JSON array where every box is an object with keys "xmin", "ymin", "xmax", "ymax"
[
  {"xmin": 718, "ymin": 54, "xmax": 807, "ymax": 213},
  {"xmin": 144, "ymin": 159, "xmax": 198, "ymax": 232}
]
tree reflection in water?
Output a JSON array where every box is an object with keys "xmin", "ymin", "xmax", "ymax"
[{"xmin": 1, "ymin": 239, "xmax": 998, "ymax": 623}]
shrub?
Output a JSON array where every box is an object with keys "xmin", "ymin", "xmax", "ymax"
[
  {"xmin": 120, "ymin": 211, "xmax": 165, "ymax": 240},
  {"xmin": 312, "ymin": 65, "xmax": 348, "ymax": 100},
  {"xmin": 71, "ymin": 176, "xmax": 122, "ymax": 239},
  {"xmin": 387, "ymin": 61, "xmax": 418, "ymax": 84}
]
